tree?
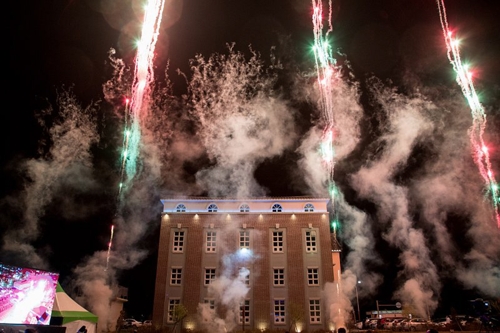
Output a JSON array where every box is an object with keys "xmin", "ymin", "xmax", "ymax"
[{"xmin": 171, "ymin": 304, "xmax": 188, "ymax": 333}]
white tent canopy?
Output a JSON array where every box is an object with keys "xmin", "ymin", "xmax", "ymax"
[{"xmin": 50, "ymin": 283, "xmax": 98, "ymax": 333}]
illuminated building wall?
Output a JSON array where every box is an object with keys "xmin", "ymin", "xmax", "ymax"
[{"xmin": 152, "ymin": 197, "xmax": 341, "ymax": 332}]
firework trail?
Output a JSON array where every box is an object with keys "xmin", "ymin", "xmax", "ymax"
[
  {"xmin": 311, "ymin": 0, "xmax": 351, "ymax": 328},
  {"xmin": 107, "ymin": 0, "xmax": 166, "ymax": 268},
  {"xmin": 311, "ymin": 0, "xmax": 342, "ymax": 213},
  {"xmin": 120, "ymin": 0, "xmax": 165, "ymax": 193},
  {"xmin": 105, "ymin": 225, "xmax": 114, "ymax": 271},
  {"xmin": 436, "ymin": 0, "xmax": 500, "ymax": 227}
]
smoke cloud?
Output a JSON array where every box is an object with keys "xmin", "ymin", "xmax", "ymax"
[
  {"xmin": 187, "ymin": 45, "xmax": 297, "ymax": 198},
  {"xmin": 197, "ymin": 224, "xmax": 257, "ymax": 332},
  {"xmin": 350, "ymin": 80, "xmax": 441, "ymax": 317},
  {"xmin": 1, "ymin": 89, "xmax": 100, "ymax": 269},
  {"xmin": 3, "ymin": 5, "xmax": 500, "ymax": 331}
]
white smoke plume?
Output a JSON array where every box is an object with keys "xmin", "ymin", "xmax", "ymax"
[
  {"xmin": 339, "ymin": 198, "xmax": 384, "ymax": 299},
  {"xmin": 187, "ymin": 44, "xmax": 297, "ymax": 198},
  {"xmin": 64, "ymin": 48, "xmax": 176, "ymax": 332},
  {"xmin": 198, "ymin": 254, "xmax": 253, "ymax": 332},
  {"xmin": 297, "ymin": 126, "xmax": 329, "ymax": 196},
  {"xmin": 72, "ymin": 252, "xmax": 116, "ymax": 332},
  {"xmin": 196, "ymin": 219, "xmax": 259, "ymax": 332},
  {"xmin": 351, "ymin": 80, "xmax": 440, "ymax": 317},
  {"xmin": 0, "ymin": 89, "xmax": 100, "ymax": 269},
  {"xmin": 407, "ymin": 85, "xmax": 500, "ymax": 297},
  {"xmin": 323, "ymin": 282, "xmax": 352, "ymax": 330},
  {"xmin": 296, "ymin": 60, "xmax": 379, "ymax": 326},
  {"xmin": 297, "ymin": 72, "xmax": 363, "ymax": 196}
]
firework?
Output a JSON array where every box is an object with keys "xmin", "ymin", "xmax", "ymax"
[
  {"xmin": 107, "ymin": 0, "xmax": 166, "ymax": 266},
  {"xmin": 105, "ymin": 224, "xmax": 114, "ymax": 271},
  {"xmin": 311, "ymin": 0, "xmax": 341, "ymax": 226},
  {"xmin": 436, "ymin": 0, "xmax": 500, "ymax": 226}
]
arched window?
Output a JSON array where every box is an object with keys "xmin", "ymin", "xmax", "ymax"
[
  {"xmin": 175, "ymin": 204, "xmax": 186, "ymax": 212},
  {"xmin": 271, "ymin": 203, "xmax": 283, "ymax": 212},
  {"xmin": 304, "ymin": 203, "xmax": 315, "ymax": 212},
  {"xmin": 239, "ymin": 204, "xmax": 250, "ymax": 212},
  {"xmin": 207, "ymin": 203, "xmax": 218, "ymax": 212}
]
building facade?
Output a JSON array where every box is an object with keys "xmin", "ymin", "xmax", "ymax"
[{"xmin": 153, "ymin": 197, "xmax": 342, "ymax": 332}]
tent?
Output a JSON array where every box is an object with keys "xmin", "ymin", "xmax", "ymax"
[{"xmin": 50, "ymin": 283, "xmax": 98, "ymax": 333}]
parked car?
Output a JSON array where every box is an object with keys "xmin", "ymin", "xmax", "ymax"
[
  {"xmin": 383, "ymin": 317, "xmax": 403, "ymax": 330},
  {"xmin": 365, "ymin": 318, "xmax": 378, "ymax": 329},
  {"xmin": 123, "ymin": 319, "xmax": 142, "ymax": 328},
  {"xmin": 432, "ymin": 317, "xmax": 451, "ymax": 327},
  {"xmin": 401, "ymin": 318, "xmax": 431, "ymax": 331},
  {"xmin": 392, "ymin": 318, "xmax": 409, "ymax": 331}
]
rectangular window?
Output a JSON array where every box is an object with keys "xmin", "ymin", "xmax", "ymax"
[
  {"xmin": 204, "ymin": 298, "xmax": 215, "ymax": 310},
  {"xmin": 305, "ymin": 230, "xmax": 317, "ymax": 253},
  {"xmin": 206, "ymin": 231, "xmax": 217, "ymax": 252},
  {"xmin": 309, "ymin": 299, "xmax": 321, "ymax": 323},
  {"xmin": 173, "ymin": 231, "xmax": 185, "ymax": 253},
  {"xmin": 170, "ymin": 267, "xmax": 182, "ymax": 285},
  {"xmin": 272, "ymin": 231, "xmax": 283, "ymax": 252},
  {"xmin": 204, "ymin": 268, "xmax": 216, "ymax": 285},
  {"xmin": 167, "ymin": 298, "xmax": 180, "ymax": 323},
  {"xmin": 239, "ymin": 300, "xmax": 250, "ymax": 324},
  {"xmin": 307, "ymin": 268, "xmax": 319, "ymax": 286},
  {"xmin": 273, "ymin": 268, "xmax": 285, "ymax": 286},
  {"xmin": 244, "ymin": 270, "xmax": 250, "ymax": 285},
  {"xmin": 274, "ymin": 299, "xmax": 286, "ymax": 324},
  {"xmin": 239, "ymin": 230, "xmax": 250, "ymax": 249},
  {"xmin": 238, "ymin": 267, "xmax": 250, "ymax": 285}
]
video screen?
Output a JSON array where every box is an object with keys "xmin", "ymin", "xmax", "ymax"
[{"xmin": 0, "ymin": 263, "xmax": 59, "ymax": 325}]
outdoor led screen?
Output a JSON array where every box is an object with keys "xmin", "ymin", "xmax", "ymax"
[{"xmin": 0, "ymin": 263, "xmax": 59, "ymax": 325}]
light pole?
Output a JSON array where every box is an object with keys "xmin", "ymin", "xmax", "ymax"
[{"xmin": 355, "ymin": 280, "xmax": 361, "ymax": 322}]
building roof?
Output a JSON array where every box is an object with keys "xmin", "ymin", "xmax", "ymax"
[
  {"xmin": 160, "ymin": 196, "xmax": 331, "ymax": 214},
  {"xmin": 160, "ymin": 196, "xmax": 330, "ymax": 201}
]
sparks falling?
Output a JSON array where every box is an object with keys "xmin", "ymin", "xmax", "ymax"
[
  {"xmin": 105, "ymin": 224, "xmax": 115, "ymax": 271},
  {"xmin": 119, "ymin": 0, "xmax": 165, "ymax": 195},
  {"xmin": 311, "ymin": 0, "xmax": 340, "ymax": 219},
  {"xmin": 436, "ymin": 0, "xmax": 500, "ymax": 227},
  {"xmin": 107, "ymin": 0, "xmax": 166, "ymax": 266}
]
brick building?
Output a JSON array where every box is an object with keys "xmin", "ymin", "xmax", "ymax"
[{"xmin": 152, "ymin": 197, "xmax": 342, "ymax": 332}]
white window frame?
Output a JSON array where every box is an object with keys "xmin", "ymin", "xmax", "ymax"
[
  {"xmin": 204, "ymin": 298, "xmax": 215, "ymax": 310},
  {"xmin": 175, "ymin": 203, "xmax": 186, "ymax": 212},
  {"xmin": 272, "ymin": 231, "xmax": 283, "ymax": 252},
  {"xmin": 309, "ymin": 299, "xmax": 321, "ymax": 323},
  {"xmin": 239, "ymin": 230, "xmax": 250, "ymax": 249},
  {"xmin": 167, "ymin": 298, "xmax": 180, "ymax": 323},
  {"xmin": 271, "ymin": 203, "xmax": 283, "ymax": 212},
  {"xmin": 304, "ymin": 203, "xmax": 315, "ymax": 212},
  {"xmin": 173, "ymin": 231, "xmax": 185, "ymax": 253},
  {"xmin": 273, "ymin": 268, "xmax": 285, "ymax": 286},
  {"xmin": 206, "ymin": 230, "xmax": 217, "ymax": 253},
  {"xmin": 307, "ymin": 267, "xmax": 319, "ymax": 286},
  {"xmin": 305, "ymin": 230, "xmax": 317, "ymax": 253},
  {"xmin": 207, "ymin": 203, "xmax": 218, "ymax": 212},
  {"xmin": 274, "ymin": 299, "xmax": 286, "ymax": 324},
  {"xmin": 239, "ymin": 203, "xmax": 250, "ymax": 212},
  {"xmin": 239, "ymin": 299, "xmax": 250, "ymax": 324},
  {"xmin": 170, "ymin": 267, "xmax": 182, "ymax": 285},
  {"xmin": 204, "ymin": 268, "xmax": 216, "ymax": 285}
]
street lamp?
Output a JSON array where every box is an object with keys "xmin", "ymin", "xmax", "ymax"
[{"xmin": 355, "ymin": 280, "xmax": 361, "ymax": 322}]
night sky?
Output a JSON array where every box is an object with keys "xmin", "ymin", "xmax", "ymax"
[{"xmin": 4, "ymin": 0, "xmax": 500, "ymax": 322}]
